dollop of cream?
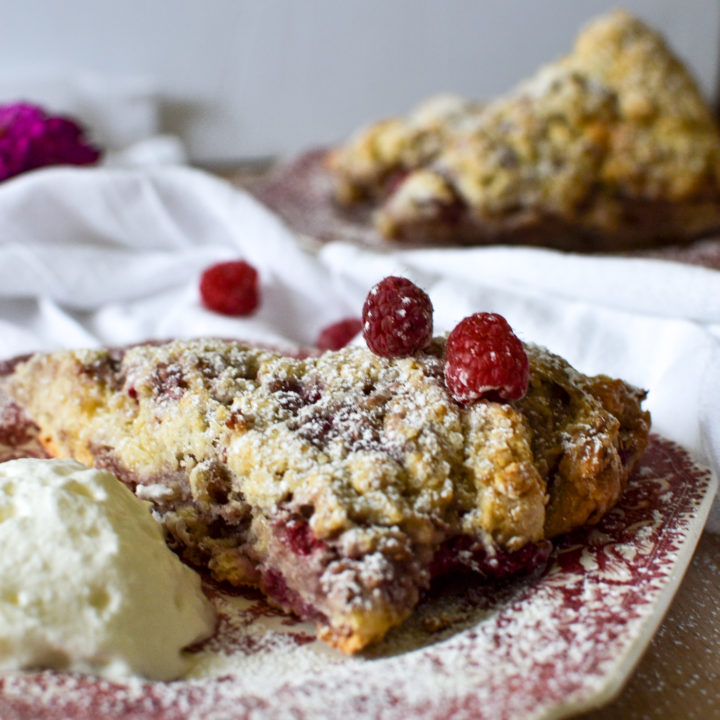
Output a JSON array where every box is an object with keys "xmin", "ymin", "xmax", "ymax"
[{"xmin": 0, "ymin": 458, "xmax": 216, "ymax": 681}]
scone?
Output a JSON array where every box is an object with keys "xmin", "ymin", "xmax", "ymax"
[
  {"xmin": 329, "ymin": 10, "xmax": 720, "ymax": 250},
  {"xmin": 3, "ymin": 337, "xmax": 649, "ymax": 653}
]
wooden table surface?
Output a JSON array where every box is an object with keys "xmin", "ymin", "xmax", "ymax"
[
  {"xmin": 216, "ymin": 161, "xmax": 720, "ymax": 720},
  {"xmin": 578, "ymin": 529, "xmax": 720, "ymax": 719}
]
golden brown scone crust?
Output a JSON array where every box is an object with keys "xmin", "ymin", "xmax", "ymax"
[
  {"xmin": 4, "ymin": 338, "xmax": 648, "ymax": 541},
  {"xmin": 517, "ymin": 347, "xmax": 649, "ymax": 537}
]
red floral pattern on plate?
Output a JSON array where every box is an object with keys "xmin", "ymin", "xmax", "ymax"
[{"xmin": 0, "ymin": 386, "xmax": 715, "ymax": 720}]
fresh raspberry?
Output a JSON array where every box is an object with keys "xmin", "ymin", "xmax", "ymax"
[
  {"xmin": 362, "ymin": 276, "xmax": 433, "ymax": 358},
  {"xmin": 444, "ymin": 312, "xmax": 529, "ymax": 403},
  {"xmin": 200, "ymin": 260, "xmax": 260, "ymax": 316},
  {"xmin": 316, "ymin": 317, "xmax": 362, "ymax": 351}
]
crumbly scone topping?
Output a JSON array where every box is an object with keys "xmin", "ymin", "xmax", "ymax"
[
  {"xmin": 331, "ymin": 10, "xmax": 720, "ymax": 243},
  {"xmin": 5, "ymin": 339, "xmax": 548, "ymax": 547},
  {"xmin": 329, "ymin": 93, "xmax": 485, "ymax": 204},
  {"xmin": 3, "ymin": 337, "xmax": 649, "ymax": 652},
  {"xmin": 5, "ymin": 338, "xmax": 648, "ymax": 545}
]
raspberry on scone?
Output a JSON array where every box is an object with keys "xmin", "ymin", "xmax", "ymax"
[
  {"xmin": 444, "ymin": 312, "xmax": 529, "ymax": 403},
  {"xmin": 362, "ymin": 276, "xmax": 433, "ymax": 357}
]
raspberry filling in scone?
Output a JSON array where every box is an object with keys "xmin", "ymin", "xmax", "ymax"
[{"xmin": 3, "ymin": 336, "xmax": 649, "ymax": 653}]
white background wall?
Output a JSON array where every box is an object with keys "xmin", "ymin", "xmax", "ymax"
[{"xmin": 0, "ymin": 0, "xmax": 717, "ymax": 163}]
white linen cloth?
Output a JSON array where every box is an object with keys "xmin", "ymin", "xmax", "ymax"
[{"xmin": 0, "ymin": 165, "xmax": 718, "ymax": 530}]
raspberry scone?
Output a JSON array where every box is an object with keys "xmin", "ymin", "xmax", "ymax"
[
  {"xmin": 2, "ymin": 338, "xmax": 649, "ymax": 652},
  {"xmin": 329, "ymin": 10, "xmax": 720, "ymax": 250}
]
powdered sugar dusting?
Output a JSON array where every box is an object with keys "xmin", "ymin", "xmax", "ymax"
[{"xmin": 0, "ymin": 407, "xmax": 714, "ymax": 720}]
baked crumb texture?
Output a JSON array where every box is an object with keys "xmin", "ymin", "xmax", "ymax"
[
  {"xmin": 4, "ymin": 338, "xmax": 649, "ymax": 653},
  {"xmin": 329, "ymin": 10, "xmax": 720, "ymax": 250}
]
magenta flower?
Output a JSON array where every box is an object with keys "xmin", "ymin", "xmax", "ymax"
[{"xmin": 0, "ymin": 102, "xmax": 102, "ymax": 181}]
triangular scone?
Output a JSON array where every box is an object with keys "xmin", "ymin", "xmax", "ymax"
[
  {"xmin": 3, "ymin": 338, "xmax": 649, "ymax": 652},
  {"xmin": 330, "ymin": 10, "xmax": 720, "ymax": 250}
]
